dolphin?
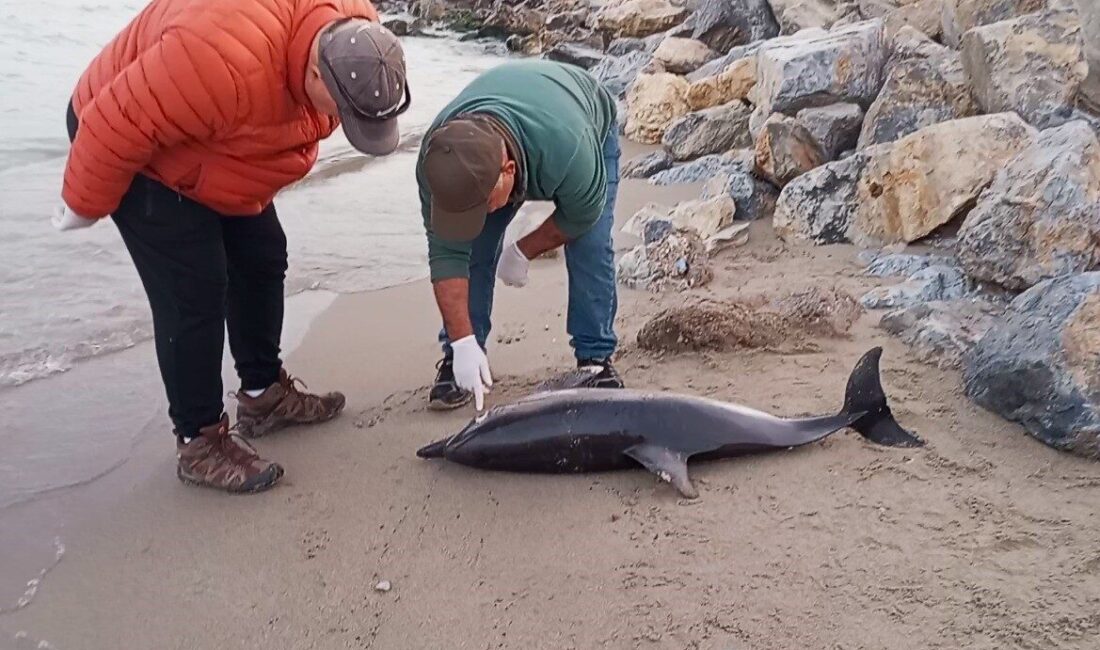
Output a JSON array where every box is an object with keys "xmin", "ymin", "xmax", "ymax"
[{"xmin": 416, "ymin": 347, "xmax": 924, "ymax": 498}]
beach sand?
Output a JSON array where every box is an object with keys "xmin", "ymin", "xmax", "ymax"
[{"xmin": 3, "ymin": 144, "xmax": 1100, "ymax": 650}]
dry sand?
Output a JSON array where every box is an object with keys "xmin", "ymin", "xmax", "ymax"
[{"xmin": 2, "ymin": 145, "xmax": 1100, "ymax": 649}]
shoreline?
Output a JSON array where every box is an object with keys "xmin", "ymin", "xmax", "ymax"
[{"xmin": 3, "ymin": 154, "xmax": 1100, "ymax": 648}]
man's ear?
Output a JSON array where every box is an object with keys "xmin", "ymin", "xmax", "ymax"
[{"xmin": 504, "ymin": 159, "xmax": 517, "ymax": 175}]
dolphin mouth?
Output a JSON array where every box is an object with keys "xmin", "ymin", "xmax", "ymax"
[{"xmin": 416, "ymin": 436, "xmax": 451, "ymax": 458}]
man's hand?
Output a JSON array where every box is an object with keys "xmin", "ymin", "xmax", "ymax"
[
  {"xmin": 497, "ymin": 241, "xmax": 530, "ymax": 287},
  {"xmin": 451, "ymin": 335, "xmax": 492, "ymax": 411},
  {"xmin": 52, "ymin": 205, "xmax": 97, "ymax": 231}
]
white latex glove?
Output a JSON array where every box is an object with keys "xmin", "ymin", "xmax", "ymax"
[
  {"xmin": 496, "ymin": 241, "xmax": 530, "ymax": 288},
  {"xmin": 52, "ymin": 205, "xmax": 97, "ymax": 231},
  {"xmin": 451, "ymin": 335, "xmax": 493, "ymax": 411}
]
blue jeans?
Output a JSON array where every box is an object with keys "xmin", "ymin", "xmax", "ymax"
[{"xmin": 439, "ymin": 124, "xmax": 621, "ymax": 362}]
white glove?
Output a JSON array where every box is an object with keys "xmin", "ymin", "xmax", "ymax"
[
  {"xmin": 497, "ymin": 241, "xmax": 530, "ymax": 288},
  {"xmin": 52, "ymin": 205, "xmax": 97, "ymax": 231},
  {"xmin": 451, "ymin": 335, "xmax": 493, "ymax": 411}
]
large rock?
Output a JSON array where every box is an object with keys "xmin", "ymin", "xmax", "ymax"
[
  {"xmin": 1078, "ymin": 0, "xmax": 1100, "ymax": 111},
  {"xmin": 544, "ymin": 43, "xmax": 605, "ymax": 69},
  {"xmin": 860, "ymin": 264, "xmax": 968, "ymax": 308},
  {"xmin": 861, "ymin": 0, "xmax": 944, "ymax": 38},
  {"xmin": 595, "ymin": 0, "xmax": 690, "ymax": 38},
  {"xmin": 686, "ymin": 57, "xmax": 757, "ymax": 110},
  {"xmin": 649, "ymin": 150, "xmax": 755, "ymax": 184},
  {"xmin": 797, "ymin": 102, "xmax": 865, "ymax": 159},
  {"xmin": 653, "ymin": 37, "xmax": 718, "ymax": 74},
  {"xmin": 858, "ymin": 49, "xmax": 977, "ymax": 147},
  {"xmin": 961, "ymin": 9, "xmax": 1088, "ymax": 129},
  {"xmin": 888, "ymin": 24, "xmax": 951, "ymax": 60},
  {"xmin": 688, "ymin": 41, "xmax": 767, "ymax": 81},
  {"xmin": 773, "ymin": 147, "xmax": 877, "ymax": 243},
  {"xmin": 751, "ymin": 19, "xmax": 888, "ymax": 117},
  {"xmin": 957, "ymin": 121, "xmax": 1100, "ymax": 290},
  {"xmin": 625, "ymin": 72, "xmax": 691, "ymax": 144},
  {"xmin": 879, "ymin": 298, "xmax": 1001, "ymax": 368},
  {"xmin": 963, "ymin": 272, "xmax": 1100, "ymax": 458},
  {"xmin": 669, "ymin": 194, "xmax": 737, "ymax": 235},
  {"xmin": 592, "ymin": 50, "xmax": 654, "ymax": 98},
  {"xmin": 852, "ymin": 112, "xmax": 1038, "ymax": 245},
  {"xmin": 662, "ymin": 102, "xmax": 754, "ymax": 160},
  {"xmin": 941, "ymin": 0, "xmax": 1050, "ymax": 48},
  {"xmin": 754, "ymin": 113, "xmax": 827, "ymax": 186},
  {"xmin": 769, "ymin": 0, "xmax": 861, "ymax": 33},
  {"xmin": 691, "ymin": 0, "xmax": 780, "ymax": 52},
  {"xmin": 622, "ymin": 149, "xmax": 675, "ymax": 178},
  {"xmin": 701, "ymin": 169, "xmax": 781, "ymax": 220}
]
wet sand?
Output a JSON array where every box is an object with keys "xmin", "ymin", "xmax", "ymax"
[{"xmin": 2, "ymin": 144, "xmax": 1099, "ymax": 649}]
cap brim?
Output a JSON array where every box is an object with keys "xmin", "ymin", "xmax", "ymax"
[
  {"xmin": 341, "ymin": 113, "xmax": 400, "ymax": 156},
  {"xmin": 431, "ymin": 202, "xmax": 488, "ymax": 243}
]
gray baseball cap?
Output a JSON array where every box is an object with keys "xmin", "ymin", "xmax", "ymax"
[{"xmin": 319, "ymin": 19, "xmax": 410, "ymax": 156}]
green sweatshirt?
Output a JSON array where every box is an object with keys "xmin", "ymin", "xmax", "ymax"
[{"xmin": 416, "ymin": 60, "xmax": 618, "ymax": 281}]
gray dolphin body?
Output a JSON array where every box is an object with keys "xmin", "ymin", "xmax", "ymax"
[{"xmin": 417, "ymin": 347, "xmax": 924, "ymax": 497}]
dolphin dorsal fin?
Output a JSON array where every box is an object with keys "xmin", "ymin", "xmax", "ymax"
[{"xmin": 623, "ymin": 444, "xmax": 699, "ymax": 499}]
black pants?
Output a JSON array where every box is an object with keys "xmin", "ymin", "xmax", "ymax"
[{"xmin": 67, "ymin": 103, "xmax": 288, "ymax": 437}]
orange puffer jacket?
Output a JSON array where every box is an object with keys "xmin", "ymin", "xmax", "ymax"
[{"xmin": 63, "ymin": 0, "xmax": 378, "ymax": 218}]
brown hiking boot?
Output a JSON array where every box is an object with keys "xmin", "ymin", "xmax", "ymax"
[
  {"xmin": 176, "ymin": 414, "xmax": 284, "ymax": 493},
  {"xmin": 234, "ymin": 368, "xmax": 346, "ymax": 439}
]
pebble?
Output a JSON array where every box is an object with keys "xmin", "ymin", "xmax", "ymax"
[{"xmin": 375, "ymin": 580, "xmax": 392, "ymax": 592}]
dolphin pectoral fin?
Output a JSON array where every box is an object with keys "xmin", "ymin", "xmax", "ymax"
[{"xmin": 624, "ymin": 444, "xmax": 698, "ymax": 499}]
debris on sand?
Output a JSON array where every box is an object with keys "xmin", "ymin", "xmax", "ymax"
[
  {"xmin": 617, "ymin": 227, "xmax": 714, "ymax": 292},
  {"xmin": 375, "ymin": 580, "xmax": 392, "ymax": 593},
  {"xmin": 637, "ymin": 287, "xmax": 862, "ymax": 353}
]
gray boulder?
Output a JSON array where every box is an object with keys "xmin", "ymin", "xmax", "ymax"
[
  {"xmin": 879, "ymin": 298, "xmax": 1001, "ymax": 368},
  {"xmin": 591, "ymin": 51, "xmax": 654, "ymax": 99},
  {"xmin": 691, "ymin": 0, "xmax": 780, "ymax": 52},
  {"xmin": 859, "ymin": 49, "xmax": 977, "ymax": 147},
  {"xmin": 961, "ymin": 9, "xmax": 1087, "ymax": 128},
  {"xmin": 701, "ymin": 170, "xmax": 781, "ymax": 221},
  {"xmin": 649, "ymin": 150, "xmax": 755, "ymax": 184},
  {"xmin": 963, "ymin": 272, "xmax": 1100, "ymax": 458},
  {"xmin": 860, "ymin": 264, "xmax": 968, "ymax": 308},
  {"xmin": 957, "ymin": 121, "xmax": 1100, "ymax": 291},
  {"xmin": 773, "ymin": 147, "xmax": 877, "ymax": 243},
  {"xmin": 797, "ymin": 103, "xmax": 865, "ymax": 159},
  {"xmin": 622, "ymin": 149, "xmax": 675, "ymax": 178},
  {"xmin": 754, "ymin": 113, "xmax": 827, "ymax": 186},
  {"xmin": 594, "ymin": 0, "xmax": 690, "ymax": 38},
  {"xmin": 662, "ymin": 102, "xmax": 754, "ymax": 161},
  {"xmin": 942, "ymin": 0, "xmax": 1052, "ymax": 48},
  {"xmin": 861, "ymin": 0, "xmax": 945, "ymax": 39},
  {"xmin": 544, "ymin": 43, "xmax": 605, "ymax": 69},
  {"xmin": 751, "ymin": 19, "xmax": 888, "ymax": 116},
  {"xmin": 888, "ymin": 24, "xmax": 951, "ymax": 61}
]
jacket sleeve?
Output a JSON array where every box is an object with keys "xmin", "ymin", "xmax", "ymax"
[{"xmin": 62, "ymin": 27, "xmax": 239, "ymax": 219}]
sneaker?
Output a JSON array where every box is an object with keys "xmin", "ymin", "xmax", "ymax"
[
  {"xmin": 176, "ymin": 414, "xmax": 284, "ymax": 493},
  {"xmin": 577, "ymin": 357, "xmax": 625, "ymax": 389},
  {"xmin": 234, "ymin": 368, "xmax": 346, "ymax": 439},
  {"xmin": 429, "ymin": 357, "xmax": 472, "ymax": 410}
]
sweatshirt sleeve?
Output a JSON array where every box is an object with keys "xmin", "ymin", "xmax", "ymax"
[{"xmin": 62, "ymin": 27, "xmax": 238, "ymax": 218}]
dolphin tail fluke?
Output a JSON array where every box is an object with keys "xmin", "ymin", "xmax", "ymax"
[
  {"xmin": 416, "ymin": 438, "xmax": 449, "ymax": 458},
  {"xmin": 842, "ymin": 347, "xmax": 925, "ymax": 448}
]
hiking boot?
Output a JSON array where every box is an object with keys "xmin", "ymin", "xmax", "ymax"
[
  {"xmin": 577, "ymin": 357, "xmax": 625, "ymax": 389},
  {"xmin": 176, "ymin": 414, "xmax": 284, "ymax": 493},
  {"xmin": 234, "ymin": 368, "xmax": 346, "ymax": 439},
  {"xmin": 429, "ymin": 357, "xmax": 472, "ymax": 410}
]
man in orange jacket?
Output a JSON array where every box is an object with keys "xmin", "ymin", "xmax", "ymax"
[{"xmin": 56, "ymin": 0, "xmax": 409, "ymax": 493}]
